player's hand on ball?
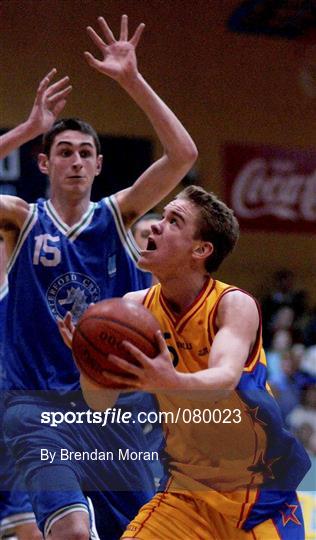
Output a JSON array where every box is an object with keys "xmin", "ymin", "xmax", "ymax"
[
  {"xmin": 105, "ymin": 330, "xmax": 180, "ymax": 391},
  {"xmin": 57, "ymin": 312, "xmax": 75, "ymax": 349}
]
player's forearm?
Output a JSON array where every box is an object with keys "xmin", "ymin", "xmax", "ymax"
[
  {"xmin": 166, "ymin": 367, "xmax": 237, "ymax": 402},
  {"xmin": 0, "ymin": 120, "xmax": 41, "ymax": 160},
  {"xmin": 120, "ymin": 74, "xmax": 198, "ymax": 172}
]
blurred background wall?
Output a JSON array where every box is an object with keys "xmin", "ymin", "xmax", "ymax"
[{"xmin": 1, "ymin": 0, "xmax": 315, "ymax": 302}]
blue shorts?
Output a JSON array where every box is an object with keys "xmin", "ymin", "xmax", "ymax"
[{"xmin": 3, "ymin": 392, "xmax": 156, "ymax": 537}]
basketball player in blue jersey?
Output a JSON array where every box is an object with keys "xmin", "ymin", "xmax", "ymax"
[
  {"xmin": 0, "ymin": 68, "xmax": 69, "ymax": 540},
  {"xmin": 0, "ymin": 13, "xmax": 197, "ymax": 540},
  {"xmin": 75, "ymin": 186, "xmax": 310, "ymax": 539},
  {"xmin": 0, "ymin": 235, "xmax": 43, "ymax": 540}
]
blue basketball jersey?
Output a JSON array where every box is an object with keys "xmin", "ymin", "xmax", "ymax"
[{"xmin": 5, "ymin": 196, "xmax": 151, "ymax": 391}]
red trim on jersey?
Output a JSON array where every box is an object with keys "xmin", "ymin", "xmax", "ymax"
[
  {"xmin": 135, "ymin": 489, "xmax": 169, "ymax": 534},
  {"xmin": 143, "ymin": 286, "xmax": 157, "ymax": 310},
  {"xmin": 134, "ymin": 477, "xmax": 174, "ymax": 534},
  {"xmin": 159, "ymin": 292, "xmax": 178, "ymax": 326},
  {"xmin": 237, "ymin": 487, "xmax": 260, "ymax": 529},
  {"xmin": 159, "ymin": 277, "xmax": 215, "ymax": 332},
  {"xmin": 177, "ymin": 278, "xmax": 215, "ymax": 334}
]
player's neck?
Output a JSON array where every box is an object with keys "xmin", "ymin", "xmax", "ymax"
[
  {"xmin": 49, "ymin": 195, "xmax": 91, "ymax": 226},
  {"xmin": 160, "ymin": 273, "xmax": 211, "ymax": 315}
]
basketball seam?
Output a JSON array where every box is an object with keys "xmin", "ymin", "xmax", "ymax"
[
  {"xmin": 74, "ymin": 326, "xmax": 125, "ymax": 374},
  {"xmin": 77, "ymin": 316, "xmax": 157, "ymax": 350},
  {"xmin": 73, "ymin": 317, "xmax": 156, "ymax": 382},
  {"xmin": 73, "ymin": 326, "xmax": 136, "ymax": 389}
]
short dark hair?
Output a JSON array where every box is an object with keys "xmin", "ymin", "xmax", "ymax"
[
  {"xmin": 176, "ymin": 185, "xmax": 239, "ymax": 273},
  {"xmin": 42, "ymin": 118, "xmax": 101, "ymax": 156}
]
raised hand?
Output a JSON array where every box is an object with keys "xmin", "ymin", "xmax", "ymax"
[
  {"xmin": 27, "ymin": 68, "xmax": 72, "ymax": 134},
  {"xmin": 84, "ymin": 14, "xmax": 145, "ymax": 83},
  {"xmin": 57, "ymin": 311, "xmax": 75, "ymax": 349}
]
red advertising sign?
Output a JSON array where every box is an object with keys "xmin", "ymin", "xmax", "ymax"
[{"xmin": 223, "ymin": 143, "xmax": 316, "ymax": 233}]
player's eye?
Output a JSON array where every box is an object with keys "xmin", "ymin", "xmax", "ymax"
[
  {"xmin": 60, "ymin": 149, "xmax": 72, "ymax": 157},
  {"xmin": 80, "ymin": 150, "xmax": 91, "ymax": 158}
]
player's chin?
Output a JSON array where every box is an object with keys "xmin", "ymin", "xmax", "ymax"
[{"xmin": 138, "ymin": 252, "xmax": 156, "ymax": 270}]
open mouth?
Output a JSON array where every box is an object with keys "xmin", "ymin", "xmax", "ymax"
[{"xmin": 146, "ymin": 237, "xmax": 157, "ymax": 251}]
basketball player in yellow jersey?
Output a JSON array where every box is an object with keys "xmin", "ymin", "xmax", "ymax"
[{"xmin": 83, "ymin": 185, "xmax": 310, "ymax": 540}]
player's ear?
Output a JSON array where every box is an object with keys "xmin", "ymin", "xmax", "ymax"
[
  {"xmin": 95, "ymin": 154, "xmax": 103, "ymax": 176},
  {"xmin": 192, "ymin": 241, "xmax": 213, "ymax": 261},
  {"xmin": 38, "ymin": 153, "xmax": 49, "ymax": 174}
]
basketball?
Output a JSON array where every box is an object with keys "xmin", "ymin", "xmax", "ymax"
[{"xmin": 72, "ymin": 298, "xmax": 160, "ymax": 388}]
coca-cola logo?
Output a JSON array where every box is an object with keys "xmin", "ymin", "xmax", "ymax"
[{"xmin": 231, "ymin": 158, "xmax": 316, "ymax": 222}]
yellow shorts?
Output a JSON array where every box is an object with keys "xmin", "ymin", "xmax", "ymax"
[{"xmin": 121, "ymin": 491, "xmax": 303, "ymax": 540}]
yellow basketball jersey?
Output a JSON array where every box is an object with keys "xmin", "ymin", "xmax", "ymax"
[
  {"xmin": 124, "ymin": 281, "xmax": 309, "ymax": 535},
  {"xmin": 143, "ymin": 277, "xmax": 270, "ymax": 525}
]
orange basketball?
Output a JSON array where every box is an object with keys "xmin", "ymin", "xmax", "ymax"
[{"xmin": 72, "ymin": 298, "xmax": 160, "ymax": 388}]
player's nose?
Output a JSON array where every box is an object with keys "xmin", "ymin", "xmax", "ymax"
[
  {"xmin": 72, "ymin": 152, "xmax": 83, "ymax": 168},
  {"xmin": 151, "ymin": 221, "xmax": 161, "ymax": 234}
]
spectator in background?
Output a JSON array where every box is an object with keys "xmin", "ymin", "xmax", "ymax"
[
  {"xmin": 287, "ymin": 385, "xmax": 316, "ymax": 456},
  {"xmin": 261, "ymin": 269, "xmax": 307, "ymax": 348},
  {"xmin": 132, "ymin": 212, "xmax": 161, "ymax": 285},
  {"xmin": 266, "ymin": 307, "xmax": 293, "ymax": 391},
  {"xmin": 273, "ymin": 343, "xmax": 305, "ymax": 422},
  {"xmin": 132, "ymin": 212, "xmax": 161, "ymax": 251}
]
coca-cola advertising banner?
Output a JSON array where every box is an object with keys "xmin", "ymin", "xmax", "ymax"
[{"xmin": 223, "ymin": 143, "xmax": 316, "ymax": 233}]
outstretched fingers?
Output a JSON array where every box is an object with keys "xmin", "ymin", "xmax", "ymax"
[
  {"xmin": 46, "ymin": 75, "xmax": 71, "ymax": 96},
  {"xmin": 129, "ymin": 22, "xmax": 145, "ymax": 47},
  {"xmin": 86, "ymin": 25, "xmax": 107, "ymax": 51},
  {"xmin": 97, "ymin": 16, "xmax": 116, "ymax": 43},
  {"xmin": 83, "ymin": 51, "xmax": 104, "ymax": 71},
  {"xmin": 119, "ymin": 14, "xmax": 128, "ymax": 41},
  {"xmin": 35, "ymin": 71, "xmax": 71, "ymax": 110},
  {"xmin": 88, "ymin": 15, "xmax": 144, "ymax": 48},
  {"xmin": 37, "ymin": 68, "xmax": 57, "ymax": 94},
  {"xmin": 47, "ymin": 84, "xmax": 72, "ymax": 105}
]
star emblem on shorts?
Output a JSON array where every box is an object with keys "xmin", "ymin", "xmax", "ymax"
[
  {"xmin": 245, "ymin": 406, "xmax": 267, "ymax": 427},
  {"xmin": 247, "ymin": 451, "xmax": 280, "ymax": 481},
  {"xmin": 280, "ymin": 503, "xmax": 301, "ymax": 526}
]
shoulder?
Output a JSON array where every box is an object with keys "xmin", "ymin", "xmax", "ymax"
[
  {"xmin": 124, "ymin": 288, "xmax": 149, "ymax": 305},
  {"xmin": 0, "ymin": 195, "xmax": 30, "ymax": 230},
  {"xmin": 0, "ymin": 195, "xmax": 30, "ymax": 213},
  {"xmin": 217, "ymin": 289, "xmax": 259, "ymax": 327}
]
